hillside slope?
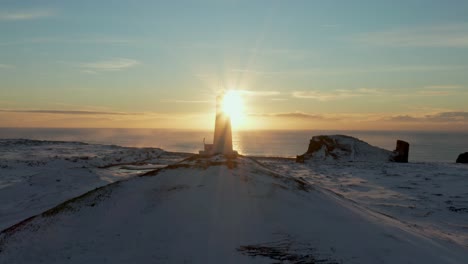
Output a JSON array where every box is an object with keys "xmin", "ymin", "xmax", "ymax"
[{"xmin": 1, "ymin": 156, "xmax": 466, "ymax": 263}]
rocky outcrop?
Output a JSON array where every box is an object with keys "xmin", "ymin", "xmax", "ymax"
[
  {"xmin": 390, "ymin": 140, "xmax": 410, "ymax": 163},
  {"xmin": 296, "ymin": 135, "xmax": 393, "ymax": 163},
  {"xmin": 456, "ymin": 152, "xmax": 468, "ymax": 163}
]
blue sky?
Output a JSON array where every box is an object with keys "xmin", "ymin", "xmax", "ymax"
[{"xmin": 1, "ymin": 0, "xmax": 468, "ymax": 130}]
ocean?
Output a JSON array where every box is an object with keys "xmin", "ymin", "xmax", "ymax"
[{"xmin": 0, "ymin": 128, "xmax": 467, "ymax": 162}]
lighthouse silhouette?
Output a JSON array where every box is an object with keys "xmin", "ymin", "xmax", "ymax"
[{"xmin": 200, "ymin": 93, "xmax": 238, "ymax": 157}]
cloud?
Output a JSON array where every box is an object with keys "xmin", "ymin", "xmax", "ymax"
[
  {"xmin": 0, "ymin": 109, "xmax": 141, "ymax": 116},
  {"xmin": 229, "ymin": 69, "xmax": 283, "ymax": 75},
  {"xmin": 292, "ymin": 88, "xmax": 383, "ymax": 101},
  {"xmin": 236, "ymin": 90, "xmax": 280, "ymax": 97},
  {"xmin": 385, "ymin": 111, "xmax": 468, "ymax": 123},
  {"xmin": 384, "ymin": 115, "xmax": 420, "ymax": 122},
  {"xmin": 0, "ymin": 64, "xmax": 14, "ymax": 69},
  {"xmin": 230, "ymin": 65, "xmax": 465, "ymax": 77},
  {"xmin": 427, "ymin": 111, "xmax": 468, "ymax": 122},
  {"xmin": 293, "ymin": 85, "xmax": 465, "ymax": 101},
  {"xmin": 79, "ymin": 58, "xmax": 140, "ymax": 72},
  {"xmin": 416, "ymin": 90, "xmax": 454, "ymax": 96},
  {"xmin": 38, "ymin": 36, "xmax": 134, "ymax": 44},
  {"xmin": 0, "ymin": 9, "xmax": 55, "ymax": 21},
  {"xmin": 415, "ymin": 85, "xmax": 464, "ymax": 96},
  {"xmin": 424, "ymin": 85, "xmax": 463, "ymax": 90},
  {"xmin": 356, "ymin": 24, "xmax": 468, "ymax": 47},
  {"xmin": 249, "ymin": 112, "xmax": 339, "ymax": 120},
  {"xmin": 254, "ymin": 48, "xmax": 314, "ymax": 60},
  {"xmin": 81, "ymin": 70, "xmax": 98, "ymax": 74},
  {"xmin": 321, "ymin": 24, "xmax": 340, "ymax": 28},
  {"xmin": 160, "ymin": 99, "xmax": 210, "ymax": 104},
  {"xmin": 293, "ymin": 90, "xmax": 347, "ymax": 101},
  {"xmin": 0, "ymin": 36, "xmax": 136, "ymax": 46}
]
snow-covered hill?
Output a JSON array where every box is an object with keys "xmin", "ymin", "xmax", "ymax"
[
  {"xmin": 1, "ymin": 154, "xmax": 467, "ymax": 263},
  {"xmin": 259, "ymin": 157, "xmax": 468, "ymax": 251},
  {"xmin": 0, "ymin": 139, "xmax": 189, "ymax": 230}
]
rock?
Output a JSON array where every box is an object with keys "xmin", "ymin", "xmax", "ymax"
[
  {"xmin": 456, "ymin": 152, "xmax": 468, "ymax": 163},
  {"xmin": 296, "ymin": 155, "xmax": 304, "ymax": 163},
  {"xmin": 391, "ymin": 140, "xmax": 410, "ymax": 163},
  {"xmin": 296, "ymin": 135, "xmax": 393, "ymax": 163}
]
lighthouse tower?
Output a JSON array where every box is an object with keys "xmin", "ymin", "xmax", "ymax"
[{"xmin": 199, "ymin": 94, "xmax": 237, "ymax": 157}]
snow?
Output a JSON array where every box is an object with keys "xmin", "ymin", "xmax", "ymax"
[
  {"xmin": 259, "ymin": 158, "xmax": 468, "ymax": 250},
  {"xmin": 1, "ymin": 139, "xmax": 468, "ymax": 263},
  {"xmin": 0, "ymin": 139, "xmax": 188, "ymax": 230}
]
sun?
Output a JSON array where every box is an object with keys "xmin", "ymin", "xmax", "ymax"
[{"xmin": 222, "ymin": 90, "xmax": 245, "ymax": 125}]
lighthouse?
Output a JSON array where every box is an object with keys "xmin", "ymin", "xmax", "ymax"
[{"xmin": 199, "ymin": 93, "xmax": 238, "ymax": 157}]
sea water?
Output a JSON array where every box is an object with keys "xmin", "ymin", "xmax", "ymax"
[{"xmin": 0, "ymin": 128, "xmax": 467, "ymax": 162}]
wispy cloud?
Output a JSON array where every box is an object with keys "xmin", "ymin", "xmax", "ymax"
[
  {"xmin": 254, "ymin": 48, "xmax": 314, "ymax": 60},
  {"xmin": 250, "ymin": 110, "xmax": 468, "ymax": 128},
  {"xmin": 0, "ymin": 64, "xmax": 14, "ymax": 69},
  {"xmin": 416, "ymin": 90, "xmax": 454, "ymax": 96},
  {"xmin": 0, "ymin": 36, "xmax": 136, "ymax": 46},
  {"xmin": 0, "ymin": 9, "xmax": 56, "ymax": 21},
  {"xmin": 423, "ymin": 85, "xmax": 463, "ymax": 90},
  {"xmin": 293, "ymin": 88, "xmax": 383, "ymax": 101},
  {"xmin": 293, "ymin": 85, "xmax": 465, "ymax": 101},
  {"xmin": 236, "ymin": 90, "xmax": 280, "ymax": 97},
  {"xmin": 230, "ymin": 65, "xmax": 465, "ymax": 77},
  {"xmin": 38, "ymin": 36, "xmax": 134, "ymax": 44},
  {"xmin": 321, "ymin": 24, "xmax": 340, "ymax": 28},
  {"xmin": 385, "ymin": 111, "xmax": 468, "ymax": 123},
  {"xmin": 385, "ymin": 115, "xmax": 420, "ymax": 122},
  {"xmin": 250, "ymin": 112, "xmax": 337, "ymax": 120},
  {"xmin": 355, "ymin": 24, "xmax": 468, "ymax": 47},
  {"xmin": 160, "ymin": 99, "xmax": 210, "ymax": 104},
  {"xmin": 229, "ymin": 69, "xmax": 283, "ymax": 75},
  {"xmin": 79, "ymin": 58, "xmax": 140, "ymax": 73},
  {"xmin": 0, "ymin": 109, "xmax": 141, "ymax": 116},
  {"xmin": 415, "ymin": 85, "xmax": 464, "ymax": 96}
]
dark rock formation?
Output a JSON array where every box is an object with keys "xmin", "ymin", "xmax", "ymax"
[
  {"xmin": 456, "ymin": 152, "xmax": 468, "ymax": 163},
  {"xmin": 391, "ymin": 140, "xmax": 410, "ymax": 163},
  {"xmin": 296, "ymin": 155, "xmax": 305, "ymax": 163},
  {"xmin": 296, "ymin": 135, "xmax": 393, "ymax": 163}
]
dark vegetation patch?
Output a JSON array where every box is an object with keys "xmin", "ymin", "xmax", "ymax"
[
  {"xmin": 166, "ymin": 184, "xmax": 189, "ymax": 192},
  {"xmin": 249, "ymin": 157, "xmax": 313, "ymax": 192},
  {"xmin": 396, "ymin": 186, "xmax": 415, "ymax": 190},
  {"xmin": 447, "ymin": 206, "xmax": 468, "ymax": 213},
  {"xmin": 0, "ymin": 183, "xmax": 117, "ymax": 253},
  {"xmin": 141, "ymin": 155, "xmax": 239, "ymax": 176},
  {"xmin": 24, "ymin": 160, "xmax": 47, "ymax": 167},
  {"xmin": 0, "ymin": 139, "xmax": 88, "ymax": 147},
  {"xmin": 237, "ymin": 236, "xmax": 339, "ymax": 264},
  {"xmin": 99, "ymin": 161, "xmax": 155, "ymax": 169},
  {"xmin": 42, "ymin": 185, "xmax": 114, "ymax": 217}
]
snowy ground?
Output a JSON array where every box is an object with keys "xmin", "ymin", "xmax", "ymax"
[
  {"xmin": 0, "ymin": 139, "xmax": 190, "ymax": 230},
  {"xmin": 257, "ymin": 158, "xmax": 468, "ymax": 249},
  {"xmin": 1, "ymin": 139, "xmax": 467, "ymax": 263}
]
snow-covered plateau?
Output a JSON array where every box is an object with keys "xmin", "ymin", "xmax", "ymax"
[{"xmin": 0, "ymin": 138, "xmax": 467, "ymax": 263}]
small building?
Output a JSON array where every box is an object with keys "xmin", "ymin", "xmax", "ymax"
[{"xmin": 200, "ymin": 94, "xmax": 238, "ymax": 157}]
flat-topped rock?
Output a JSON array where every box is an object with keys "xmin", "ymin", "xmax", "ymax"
[
  {"xmin": 296, "ymin": 135, "xmax": 393, "ymax": 162},
  {"xmin": 391, "ymin": 140, "xmax": 410, "ymax": 163},
  {"xmin": 456, "ymin": 152, "xmax": 468, "ymax": 163}
]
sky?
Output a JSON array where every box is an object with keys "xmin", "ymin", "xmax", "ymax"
[{"xmin": 1, "ymin": 0, "xmax": 468, "ymax": 131}]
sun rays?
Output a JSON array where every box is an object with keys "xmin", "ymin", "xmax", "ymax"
[{"xmin": 221, "ymin": 90, "xmax": 245, "ymax": 127}]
